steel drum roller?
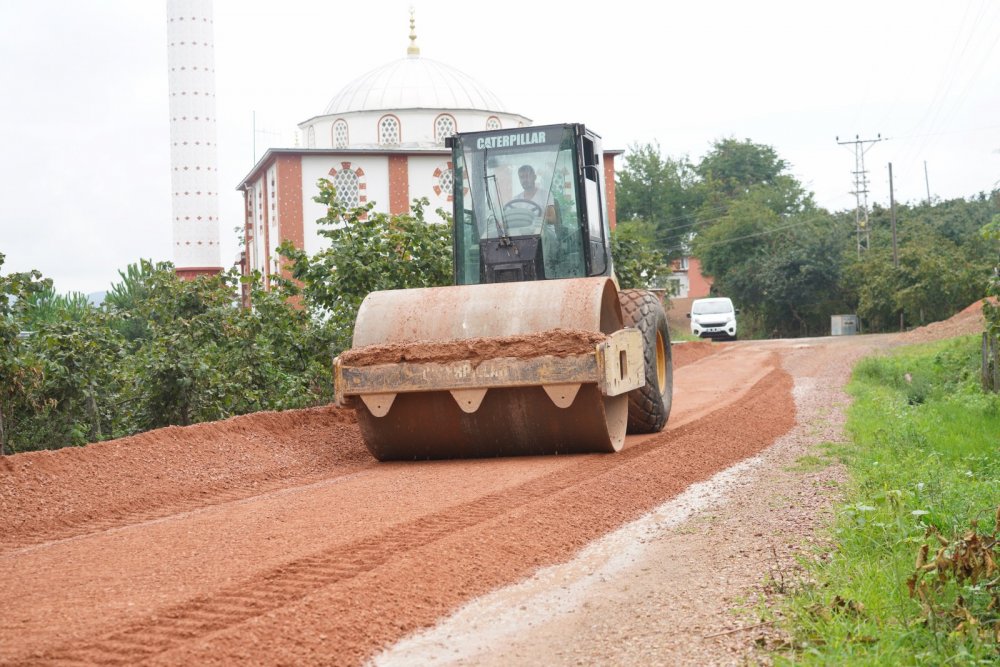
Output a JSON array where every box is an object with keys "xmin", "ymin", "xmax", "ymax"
[{"xmin": 339, "ymin": 277, "xmax": 641, "ymax": 460}]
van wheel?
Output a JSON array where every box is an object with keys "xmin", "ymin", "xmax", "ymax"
[{"xmin": 619, "ymin": 289, "xmax": 673, "ymax": 433}]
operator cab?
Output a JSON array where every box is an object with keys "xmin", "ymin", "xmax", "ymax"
[{"xmin": 447, "ymin": 123, "xmax": 612, "ymax": 285}]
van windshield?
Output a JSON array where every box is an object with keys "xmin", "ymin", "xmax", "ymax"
[{"xmin": 692, "ymin": 300, "xmax": 733, "ymax": 315}]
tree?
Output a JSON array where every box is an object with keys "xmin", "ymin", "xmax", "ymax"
[
  {"xmin": 692, "ymin": 195, "xmax": 779, "ymax": 299},
  {"xmin": 852, "ymin": 234, "xmax": 988, "ymax": 332},
  {"xmin": 611, "ymin": 219, "xmax": 672, "ymax": 291},
  {"xmin": 691, "ymin": 194, "xmax": 853, "ymax": 336},
  {"xmin": 18, "ymin": 309, "xmax": 124, "ymax": 448},
  {"xmin": 103, "ymin": 259, "xmax": 163, "ymax": 343},
  {"xmin": 615, "ymin": 143, "xmax": 698, "ymax": 257},
  {"xmin": 979, "ymin": 213, "xmax": 999, "ymax": 336},
  {"xmin": 754, "ymin": 211, "xmax": 853, "ymax": 336},
  {"xmin": 116, "ymin": 265, "xmax": 333, "ymax": 432},
  {"xmin": 693, "ymin": 138, "xmax": 810, "ymax": 221},
  {"xmin": 20, "ymin": 285, "xmax": 93, "ymax": 328},
  {"xmin": 278, "ymin": 178, "xmax": 452, "ymax": 354},
  {"xmin": 0, "ymin": 253, "xmax": 49, "ymax": 455},
  {"xmin": 695, "ymin": 138, "xmax": 788, "ymax": 198}
]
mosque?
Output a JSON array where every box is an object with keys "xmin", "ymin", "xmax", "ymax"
[
  {"xmin": 234, "ymin": 17, "xmax": 623, "ymax": 287},
  {"xmin": 167, "ymin": 2, "xmax": 704, "ymax": 298}
]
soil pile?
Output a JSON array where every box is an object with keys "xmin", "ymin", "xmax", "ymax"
[
  {"xmin": 894, "ymin": 297, "xmax": 994, "ymax": 343},
  {"xmin": 338, "ymin": 329, "xmax": 607, "ymax": 367},
  {"xmin": 672, "ymin": 340, "xmax": 716, "ymax": 367},
  {"xmin": 0, "ymin": 405, "xmax": 368, "ymax": 553}
]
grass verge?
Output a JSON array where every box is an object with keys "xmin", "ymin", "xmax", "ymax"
[{"xmin": 775, "ymin": 334, "xmax": 1000, "ymax": 665}]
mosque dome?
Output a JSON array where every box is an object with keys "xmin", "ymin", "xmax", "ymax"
[
  {"xmin": 297, "ymin": 14, "xmax": 529, "ymax": 150},
  {"xmin": 323, "ymin": 54, "xmax": 508, "ymax": 115}
]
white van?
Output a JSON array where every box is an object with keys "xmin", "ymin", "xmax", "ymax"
[{"xmin": 688, "ymin": 297, "xmax": 738, "ymax": 341}]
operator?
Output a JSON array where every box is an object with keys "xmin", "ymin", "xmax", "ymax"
[{"xmin": 513, "ymin": 164, "xmax": 558, "ymax": 225}]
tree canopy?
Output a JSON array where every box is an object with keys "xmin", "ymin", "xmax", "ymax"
[
  {"xmin": 615, "ymin": 143, "xmax": 698, "ymax": 258},
  {"xmin": 0, "ymin": 258, "xmax": 335, "ymax": 454},
  {"xmin": 615, "ymin": 138, "xmax": 996, "ymax": 338}
]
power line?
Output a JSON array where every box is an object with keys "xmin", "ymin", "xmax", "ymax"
[{"xmin": 665, "ymin": 210, "xmax": 845, "ymax": 254}]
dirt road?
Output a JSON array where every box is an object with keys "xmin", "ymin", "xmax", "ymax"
[{"xmin": 0, "ymin": 331, "xmax": 935, "ymax": 665}]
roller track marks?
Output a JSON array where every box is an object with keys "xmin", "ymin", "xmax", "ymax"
[{"xmin": 20, "ymin": 365, "xmax": 790, "ymax": 666}]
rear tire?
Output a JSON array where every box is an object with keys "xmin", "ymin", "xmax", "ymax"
[{"xmin": 619, "ymin": 289, "xmax": 673, "ymax": 433}]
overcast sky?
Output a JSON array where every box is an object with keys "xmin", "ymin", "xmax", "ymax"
[{"xmin": 1, "ymin": 0, "xmax": 998, "ymax": 295}]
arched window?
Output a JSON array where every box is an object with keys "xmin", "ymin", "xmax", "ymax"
[
  {"xmin": 330, "ymin": 166, "xmax": 361, "ymax": 208},
  {"xmin": 332, "ymin": 119, "xmax": 349, "ymax": 148},
  {"xmin": 434, "ymin": 114, "xmax": 456, "ymax": 143},
  {"xmin": 439, "ymin": 167, "xmax": 454, "ymax": 196},
  {"xmin": 378, "ymin": 115, "xmax": 401, "ymax": 145},
  {"xmin": 485, "ymin": 116, "xmax": 501, "ymax": 131},
  {"xmin": 306, "ymin": 125, "xmax": 316, "ymax": 148}
]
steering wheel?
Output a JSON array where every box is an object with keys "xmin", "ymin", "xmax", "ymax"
[{"xmin": 503, "ymin": 199, "xmax": 543, "ymax": 217}]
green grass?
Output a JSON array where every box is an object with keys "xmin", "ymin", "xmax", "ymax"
[
  {"xmin": 784, "ymin": 453, "xmax": 835, "ymax": 473},
  {"xmin": 670, "ymin": 328, "xmax": 700, "ymax": 343},
  {"xmin": 775, "ymin": 335, "xmax": 1000, "ymax": 665}
]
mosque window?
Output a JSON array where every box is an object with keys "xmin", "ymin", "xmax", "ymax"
[
  {"xmin": 332, "ymin": 119, "xmax": 349, "ymax": 148},
  {"xmin": 306, "ymin": 126, "xmax": 316, "ymax": 148},
  {"xmin": 439, "ymin": 167, "xmax": 454, "ymax": 196},
  {"xmin": 378, "ymin": 115, "xmax": 401, "ymax": 145},
  {"xmin": 331, "ymin": 167, "xmax": 361, "ymax": 208},
  {"xmin": 434, "ymin": 114, "xmax": 456, "ymax": 143},
  {"xmin": 485, "ymin": 116, "xmax": 501, "ymax": 131}
]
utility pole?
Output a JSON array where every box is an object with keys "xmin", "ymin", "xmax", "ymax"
[
  {"xmin": 837, "ymin": 134, "xmax": 883, "ymax": 256},
  {"xmin": 889, "ymin": 162, "xmax": 902, "ymax": 332},
  {"xmin": 924, "ymin": 160, "xmax": 931, "ymax": 205}
]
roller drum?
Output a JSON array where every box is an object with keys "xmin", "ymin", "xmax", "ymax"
[{"xmin": 347, "ymin": 277, "xmax": 630, "ymax": 460}]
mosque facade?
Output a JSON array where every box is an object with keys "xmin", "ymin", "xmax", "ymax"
[{"xmin": 236, "ymin": 22, "xmax": 620, "ymax": 286}]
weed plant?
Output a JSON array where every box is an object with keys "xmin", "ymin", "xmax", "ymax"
[{"xmin": 777, "ymin": 335, "xmax": 1000, "ymax": 665}]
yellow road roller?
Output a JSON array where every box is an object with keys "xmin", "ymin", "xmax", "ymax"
[{"xmin": 334, "ymin": 123, "xmax": 672, "ymax": 460}]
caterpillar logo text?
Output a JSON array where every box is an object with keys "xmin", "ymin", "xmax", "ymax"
[{"xmin": 475, "ymin": 131, "xmax": 547, "ymax": 150}]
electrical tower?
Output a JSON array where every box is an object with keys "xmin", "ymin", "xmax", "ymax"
[{"xmin": 836, "ymin": 134, "xmax": 883, "ymax": 255}]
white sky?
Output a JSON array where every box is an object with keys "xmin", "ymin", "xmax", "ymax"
[{"xmin": 1, "ymin": 0, "xmax": 998, "ymax": 295}]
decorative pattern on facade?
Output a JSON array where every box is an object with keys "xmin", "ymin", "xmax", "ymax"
[
  {"xmin": 332, "ymin": 119, "xmax": 349, "ymax": 148},
  {"xmin": 329, "ymin": 162, "xmax": 366, "ymax": 208},
  {"xmin": 432, "ymin": 162, "xmax": 461, "ymax": 202}
]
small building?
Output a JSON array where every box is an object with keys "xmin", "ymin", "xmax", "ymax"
[{"xmin": 667, "ymin": 255, "xmax": 712, "ymax": 299}]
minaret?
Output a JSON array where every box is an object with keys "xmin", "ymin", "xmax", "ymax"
[{"xmin": 166, "ymin": 0, "xmax": 222, "ymax": 279}]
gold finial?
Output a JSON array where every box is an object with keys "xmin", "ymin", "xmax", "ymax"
[{"xmin": 407, "ymin": 6, "xmax": 420, "ymax": 56}]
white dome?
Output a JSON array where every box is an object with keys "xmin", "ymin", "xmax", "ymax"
[{"xmin": 324, "ymin": 54, "xmax": 507, "ymax": 115}]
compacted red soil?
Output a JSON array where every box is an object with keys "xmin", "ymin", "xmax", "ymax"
[{"xmin": 1, "ymin": 339, "xmax": 795, "ymax": 666}]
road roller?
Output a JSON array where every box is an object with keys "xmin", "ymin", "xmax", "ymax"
[{"xmin": 334, "ymin": 123, "xmax": 673, "ymax": 460}]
